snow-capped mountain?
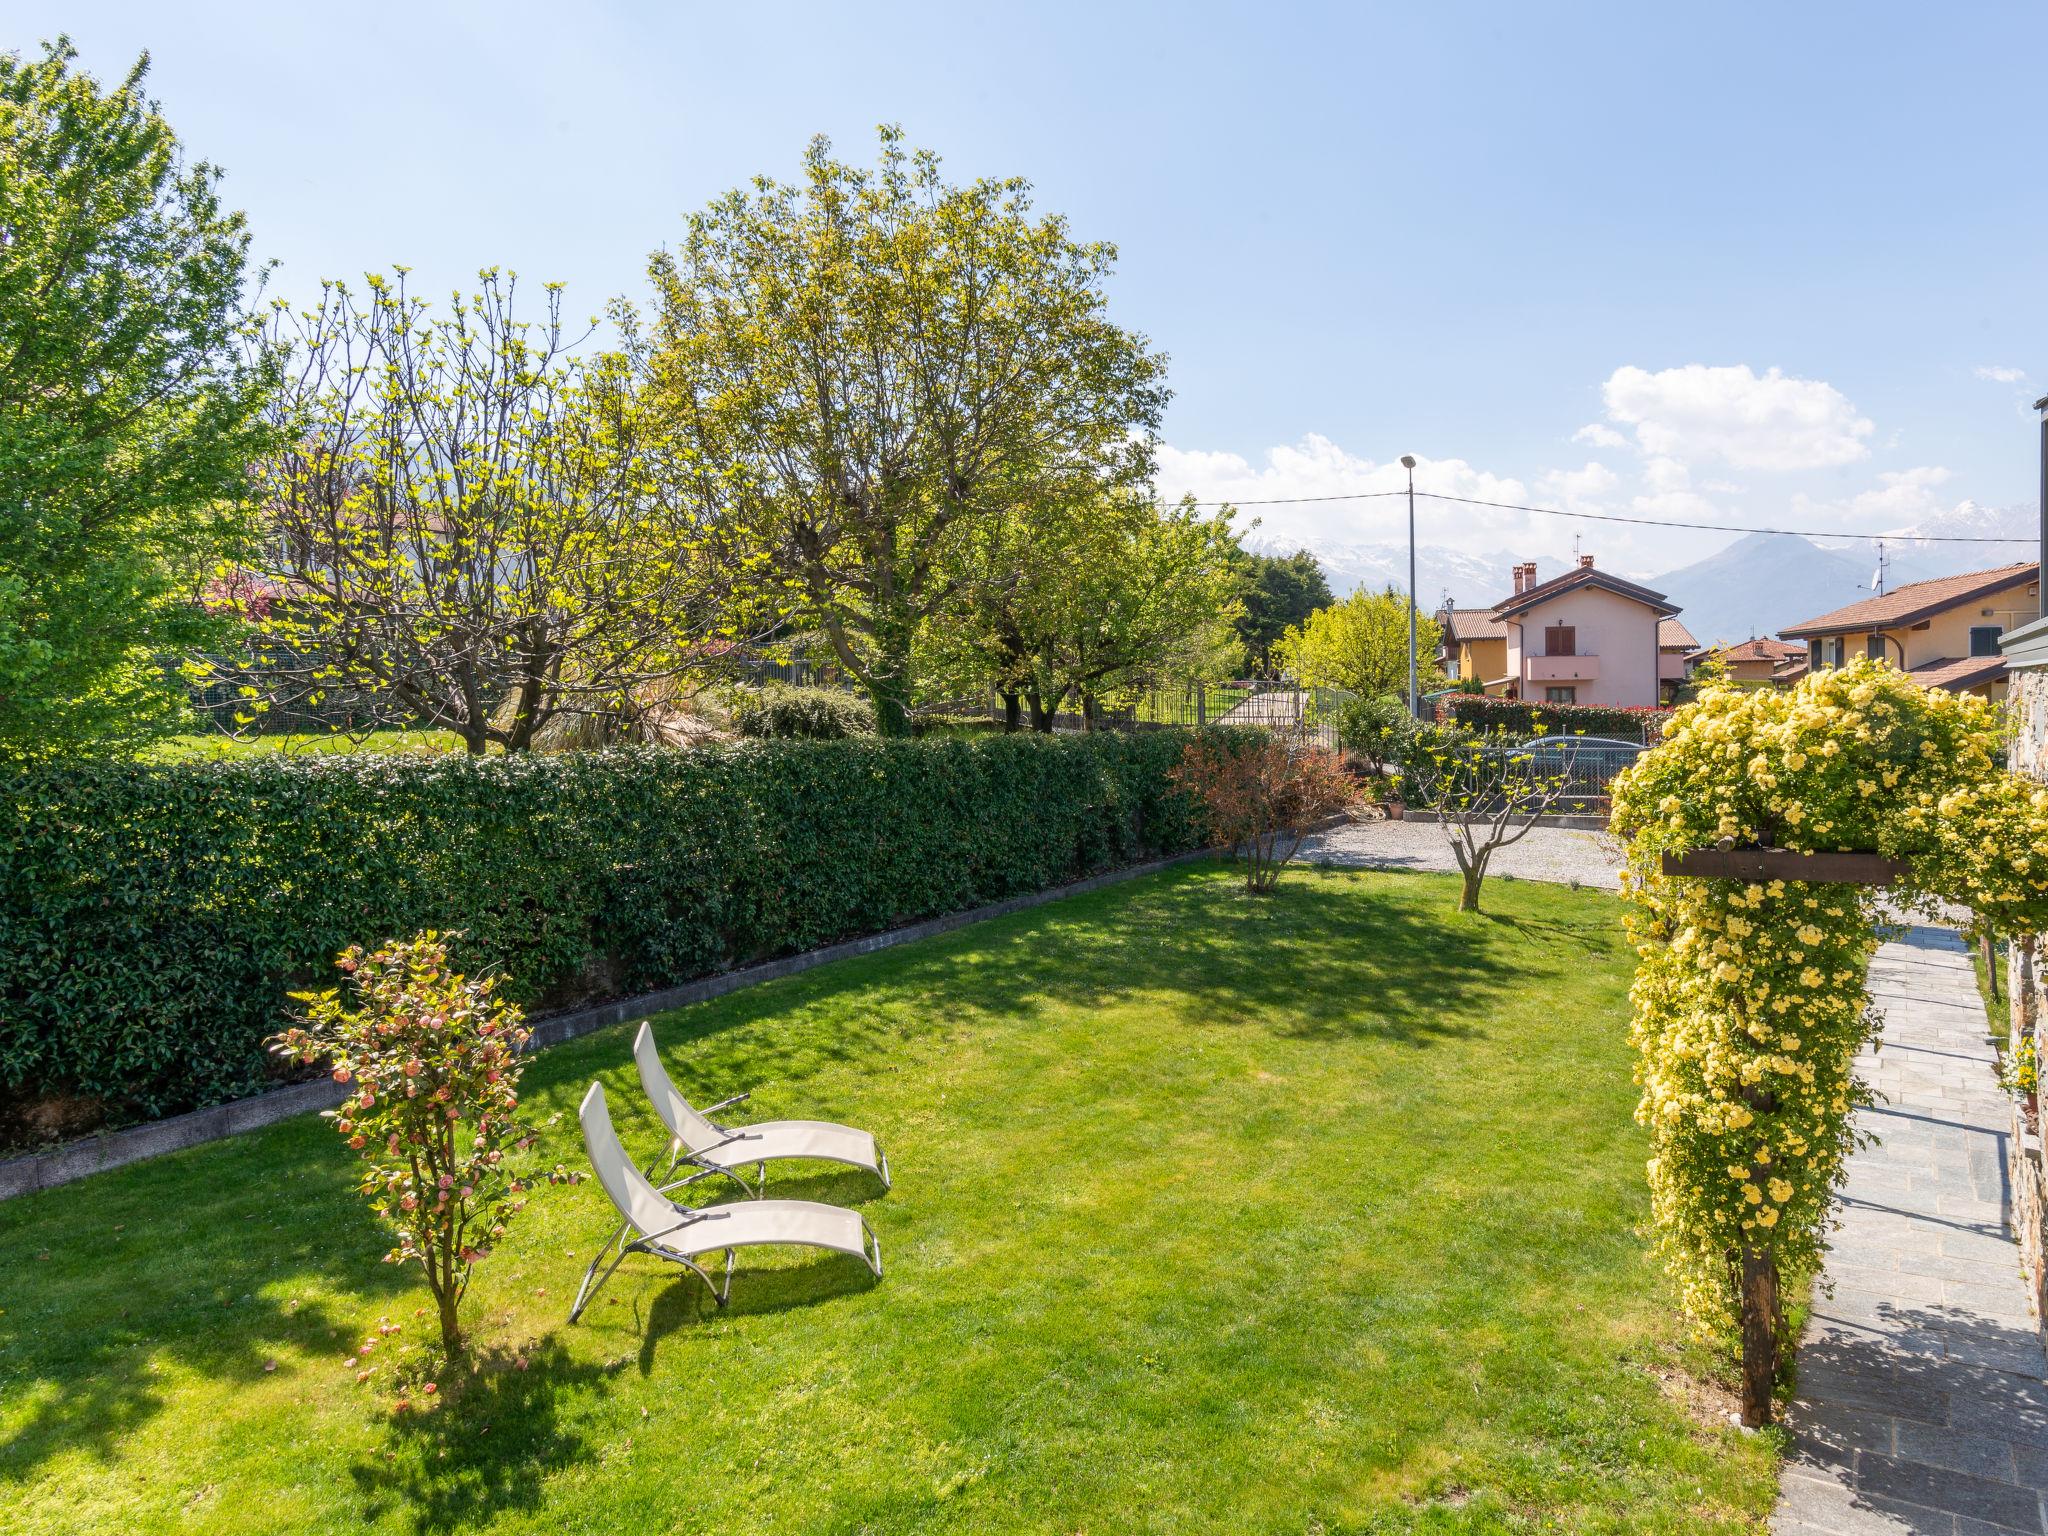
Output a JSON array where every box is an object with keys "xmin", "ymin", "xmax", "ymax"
[{"xmin": 1247, "ymin": 539, "xmax": 1567, "ymax": 612}]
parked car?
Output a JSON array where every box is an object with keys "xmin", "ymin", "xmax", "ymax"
[{"xmin": 1505, "ymin": 735, "xmax": 1646, "ymax": 795}]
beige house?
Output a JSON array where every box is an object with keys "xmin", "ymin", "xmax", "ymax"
[
  {"xmin": 1444, "ymin": 555, "xmax": 1684, "ymax": 707},
  {"xmin": 1688, "ymin": 636, "xmax": 1807, "ymax": 687},
  {"xmin": 1779, "ymin": 561, "xmax": 2040, "ymax": 701}
]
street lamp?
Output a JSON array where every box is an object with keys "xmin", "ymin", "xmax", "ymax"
[{"xmin": 1401, "ymin": 454, "xmax": 1418, "ymax": 717}]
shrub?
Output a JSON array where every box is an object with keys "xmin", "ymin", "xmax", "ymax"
[
  {"xmin": 1609, "ymin": 658, "xmax": 2048, "ymax": 1424},
  {"xmin": 272, "ymin": 933, "xmax": 577, "ymax": 1361},
  {"xmin": 0, "ymin": 733, "xmax": 1201, "ymax": 1132},
  {"xmin": 1336, "ymin": 693, "xmax": 1414, "ymax": 786},
  {"xmin": 726, "ymin": 684, "xmax": 876, "ymax": 739},
  {"xmin": 1438, "ymin": 695, "xmax": 1670, "ymax": 741},
  {"xmin": 1172, "ymin": 731, "xmax": 1356, "ymax": 893}
]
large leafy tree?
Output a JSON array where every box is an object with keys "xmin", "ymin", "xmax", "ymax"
[
  {"xmin": 642, "ymin": 129, "xmax": 1170, "ymax": 735},
  {"xmin": 0, "ymin": 39, "xmax": 275, "ymax": 757},
  {"xmin": 1232, "ymin": 547, "xmax": 1332, "ymax": 676},
  {"xmin": 1013, "ymin": 496, "xmax": 1242, "ymax": 729},
  {"xmin": 1274, "ymin": 585, "xmax": 1443, "ymax": 698},
  {"xmin": 221, "ymin": 272, "xmax": 737, "ymax": 753}
]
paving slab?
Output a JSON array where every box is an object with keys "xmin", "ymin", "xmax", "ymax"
[{"xmin": 1774, "ymin": 927, "xmax": 2048, "ymax": 1534}]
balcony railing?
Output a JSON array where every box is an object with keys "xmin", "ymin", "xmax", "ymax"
[{"xmin": 1526, "ymin": 653, "xmax": 1600, "ymax": 682}]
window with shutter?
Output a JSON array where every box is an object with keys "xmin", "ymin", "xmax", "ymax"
[{"xmin": 1545, "ymin": 625, "xmax": 1575, "ymax": 656}]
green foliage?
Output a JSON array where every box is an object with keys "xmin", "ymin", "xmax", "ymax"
[
  {"xmin": 944, "ymin": 492, "xmax": 1244, "ymax": 727},
  {"xmin": 273, "ymin": 932, "xmax": 577, "ymax": 1360},
  {"xmin": 641, "ymin": 128, "xmax": 1170, "ymax": 735},
  {"xmin": 1231, "ymin": 547, "xmax": 1332, "ymax": 676},
  {"xmin": 725, "ymin": 684, "xmax": 875, "ymax": 739},
  {"xmin": 1274, "ymin": 586, "xmax": 1443, "ymax": 698},
  {"xmin": 1335, "ymin": 693, "xmax": 1415, "ymax": 782},
  {"xmin": 222, "ymin": 272, "xmax": 729, "ymax": 754},
  {"xmin": 1440, "ymin": 694, "xmax": 1670, "ymax": 740},
  {"xmin": 1610, "ymin": 659, "xmax": 2048, "ymax": 1417},
  {"xmin": 0, "ymin": 869, "xmax": 1783, "ymax": 1531},
  {"xmin": 0, "ymin": 39, "xmax": 276, "ymax": 758},
  {"xmin": 0, "ymin": 733, "xmax": 1200, "ymax": 1129}
]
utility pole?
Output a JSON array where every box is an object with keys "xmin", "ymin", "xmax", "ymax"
[
  {"xmin": 1400, "ymin": 454, "xmax": 1417, "ymax": 720},
  {"xmin": 2036, "ymin": 395, "xmax": 2048, "ymax": 615}
]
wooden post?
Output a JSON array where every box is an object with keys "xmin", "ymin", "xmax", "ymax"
[
  {"xmin": 1662, "ymin": 844, "xmax": 1904, "ymax": 1430},
  {"xmin": 1739, "ymin": 1244, "xmax": 1779, "ymax": 1427}
]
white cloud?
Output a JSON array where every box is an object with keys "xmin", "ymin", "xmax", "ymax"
[
  {"xmin": 1977, "ymin": 365, "xmax": 2027, "ymax": 383},
  {"xmin": 1537, "ymin": 461, "xmax": 1618, "ymax": 508},
  {"xmin": 1572, "ymin": 422, "xmax": 1627, "ymax": 449},
  {"xmin": 1598, "ymin": 363, "xmax": 1875, "ymax": 472},
  {"xmin": 1152, "ymin": 434, "xmax": 1546, "ymax": 557},
  {"xmin": 1789, "ymin": 465, "xmax": 1957, "ymax": 530}
]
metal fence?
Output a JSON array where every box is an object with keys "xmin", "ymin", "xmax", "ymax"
[{"xmin": 985, "ymin": 681, "xmax": 1351, "ymax": 750}]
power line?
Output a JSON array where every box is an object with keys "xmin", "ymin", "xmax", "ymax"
[{"xmin": 1181, "ymin": 486, "xmax": 2033, "ymax": 545}]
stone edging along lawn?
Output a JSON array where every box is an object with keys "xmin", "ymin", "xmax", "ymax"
[{"xmin": 0, "ymin": 846, "xmax": 1219, "ymax": 1203}]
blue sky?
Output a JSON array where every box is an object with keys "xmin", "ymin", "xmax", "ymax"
[{"xmin": 21, "ymin": 2, "xmax": 2047, "ymax": 571}]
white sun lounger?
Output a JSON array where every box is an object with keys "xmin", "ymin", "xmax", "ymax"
[
  {"xmin": 569, "ymin": 1081, "xmax": 881, "ymax": 1322},
  {"xmin": 632, "ymin": 1021, "xmax": 891, "ymax": 1198}
]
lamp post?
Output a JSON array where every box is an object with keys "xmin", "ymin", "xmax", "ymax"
[
  {"xmin": 2035, "ymin": 395, "xmax": 2048, "ymax": 614},
  {"xmin": 1401, "ymin": 454, "xmax": 1418, "ymax": 718}
]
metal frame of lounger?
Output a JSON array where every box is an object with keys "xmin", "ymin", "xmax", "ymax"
[
  {"xmin": 632, "ymin": 1022, "xmax": 892, "ymax": 1197},
  {"xmin": 570, "ymin": 1081, "xmax": 882, "ymax": 1324}
]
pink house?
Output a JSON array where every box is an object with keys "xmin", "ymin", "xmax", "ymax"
[{"xmin": 1485, "ymin": 555, "xmax": 1686, "ymax": 708}]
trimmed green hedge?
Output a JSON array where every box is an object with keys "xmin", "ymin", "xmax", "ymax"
[
  {"xmin": 0, "ymin": 733, "xmax": 1200, "ymax": 1132},
  {"xmin": 1437, "ymin": 695, "xmax": 1672, "ymax": 741}
]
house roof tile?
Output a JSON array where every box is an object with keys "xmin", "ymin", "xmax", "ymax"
[
  {"xmin": 1492, "ymin": 564, "xmax": 1680, "ymax": 620},
  {"xmin": 1778, "ymin": 562, "xmax": 2038, "ymax": 638}
]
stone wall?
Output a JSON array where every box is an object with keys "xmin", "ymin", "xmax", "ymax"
[{"xmin": 2006, "ymin": 666, "xmax": 2048, "ymax": 1333}]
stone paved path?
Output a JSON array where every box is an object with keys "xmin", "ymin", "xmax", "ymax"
[
  {"xmin": 1775, "ymin": 926, "xmax": 2048, "ymax": 1535},
  {"xmin": 1298, "ymin": 818, "xmax": 1623, "ymax": 889}
]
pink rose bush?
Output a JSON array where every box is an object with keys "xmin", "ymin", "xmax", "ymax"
[{"xmin": 273, "ymin": 931, "xmax": 579, "ymax": 1361}]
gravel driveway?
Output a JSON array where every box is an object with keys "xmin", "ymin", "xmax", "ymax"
[{"xmin": 1300, "ymin": 817, "xmax": 1624, "ymax": 890}]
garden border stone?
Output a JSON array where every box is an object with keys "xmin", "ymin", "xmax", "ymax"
[{"xmin": 0, "ymin": 846, "xmax": 1217, "ymax": 1203}]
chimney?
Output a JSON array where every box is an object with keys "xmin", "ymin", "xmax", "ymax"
[
  {"xmin": 1511, "ymin": 563, "xmax": 1527, "ymax": 595},
  {"xmin": 1579, "ymin": 553, "xmax": 1595, "ymax": 569}
]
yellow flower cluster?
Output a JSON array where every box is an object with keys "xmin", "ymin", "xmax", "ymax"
[{"xmin": 1609, "ymin": 658, "xmax": 2048, "ymax": 1343}]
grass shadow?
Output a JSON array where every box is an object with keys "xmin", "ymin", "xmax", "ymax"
[
  {"xmin": 0, "ymin": 1117, "xmax": 410, "ymax": 1481},
  {"xmin": 347, "ymin": 1337, "xmax": 607, "ymax": 1535}
]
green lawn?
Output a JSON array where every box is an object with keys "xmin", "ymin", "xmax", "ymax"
[
  {"xmin": 145, "ymin": 729, "xmax": 473, "ymax": 760},
  {"xmin": 0, "ymin": 867, "xmax": 1780, "ymax": 1534}
]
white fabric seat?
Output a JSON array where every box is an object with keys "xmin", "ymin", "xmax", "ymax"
[
  {"xmin": 570, "ymin": 1081, "xmax": 881, "ymax": 1321},
  {"xmin": 633, "ymin": 1021, "xmax": 891, "ymax": 1197}
]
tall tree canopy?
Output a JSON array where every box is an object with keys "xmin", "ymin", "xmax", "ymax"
[
  {"xmin": 1274, "ymin": 585, "xmax": 1443, "ymax": 698},
  {"xmin": 1232, "ymin": 547, "xmax": 1332, "ymax": 677},
  {"xmin": 941, "ymin": 493, "xmax": 1241, "ymax": 729},
  {"xmin": 641, "ymin": 129, "xmax": 1170, "ymax": 735},
  {"xmin": 223, "ymin": 272, "xmax": 736, "ymax": 753},
  {"xmin": 0, "ymin": 39, "xmax": 275, "ymax": 757}
]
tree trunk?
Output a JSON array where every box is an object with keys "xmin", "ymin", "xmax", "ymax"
[
  {"xmin": 1000, "ymin": 691, "xmax": 1022, "ymax": 732},
  {"xmin": 1985, "ymin": 932, "xmax": 2003, "ymax": 1003},
  {"xmin": 1739, "ymin": 1243, "xmax": 1779, "ymax": 1427},
  {"xmin": 1459, "ymin": 866, "xmax": 1483, "ymax": 912},
  {"xmin": 1081, "ymin": 693, "xmax": 1099, "ymax": 732},
  {"xmin": 1028, "ymin": 692, "xmax": 1056, "ymax": 733}
]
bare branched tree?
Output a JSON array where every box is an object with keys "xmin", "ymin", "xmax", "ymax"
[{"xmin": 208, "ymin": 271, "xmax": 746, "ymax": 752}]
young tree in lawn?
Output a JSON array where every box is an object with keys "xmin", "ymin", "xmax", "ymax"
[
  {"xmin": 0, "ymin": 40, "xmax": 276, "ymax": 758},
  {"xmin": 1274, "ymin": 586, "xmax": 1444, "ymax": 699},
  {"xmin": 274, "ymin": 932, "xmax": 579, "ymax": 1365},
  {"xmin": 640, "ymin": 129, "xmax": 1170, "ymax": 736},
  {"xmin": 1231, "ymin": 548, "xmax": 1332, "ymax": 678},
  {"xmin": 1172, "ymin": 730, "xmax": 1357, "ymax": 893},
  {"xmin": 220, "ymin": 272, "xmax": 740, "ymax": 752},
  {"xmin": 1400, "ymin": 724, "xmax": 1579, "ymax": 912}
]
